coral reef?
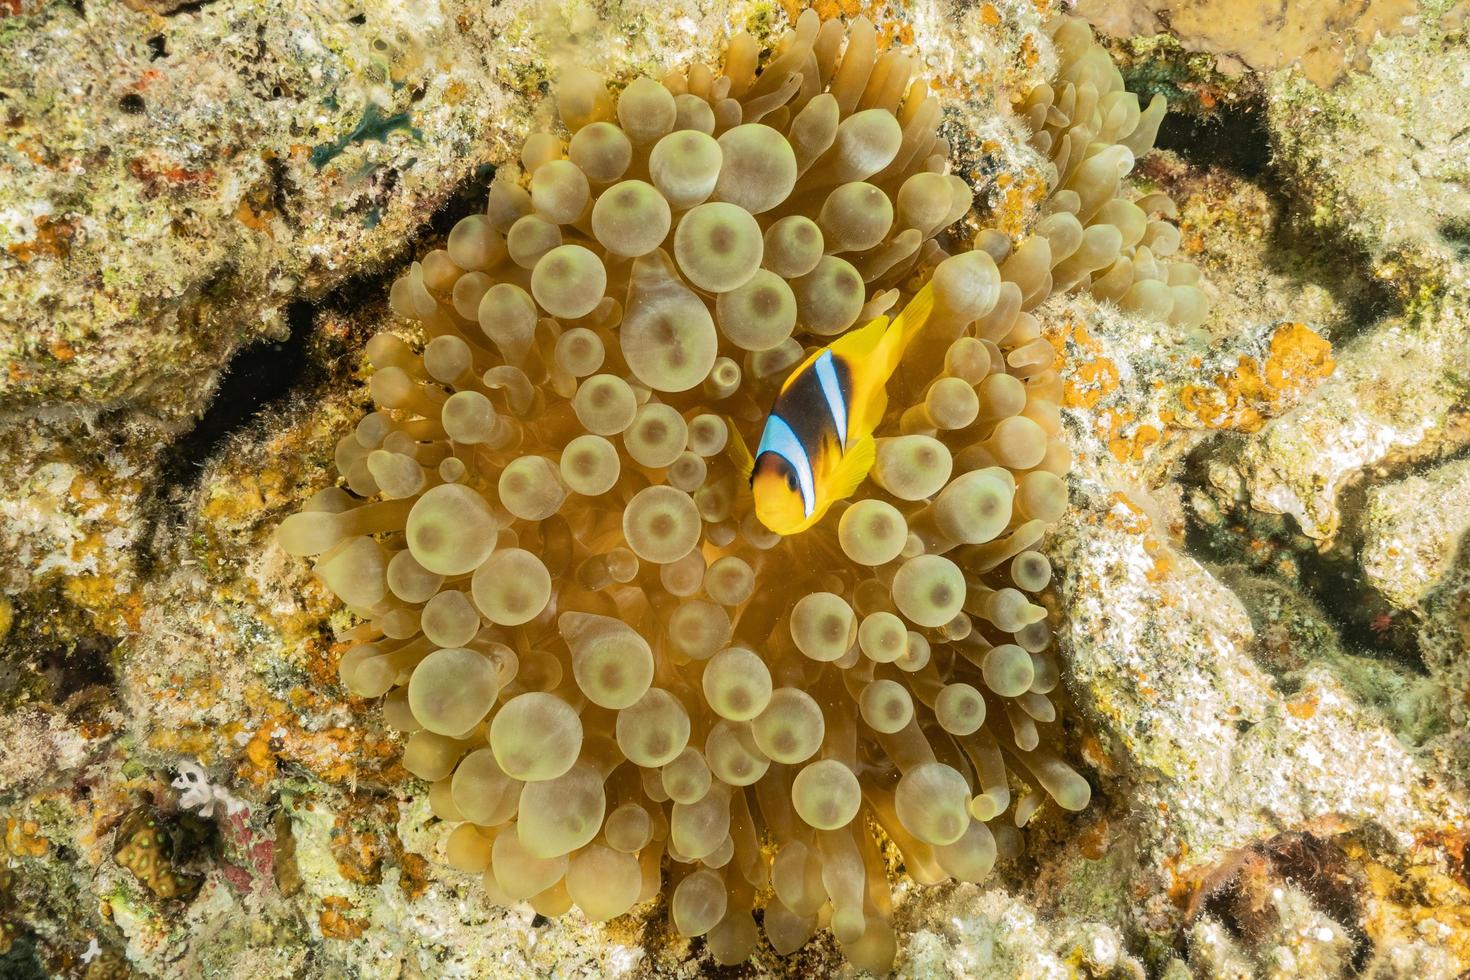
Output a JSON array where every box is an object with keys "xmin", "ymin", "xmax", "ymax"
[{"xmin": 1, "ymin": 0, "xmax": 1468, "ymax": 977}]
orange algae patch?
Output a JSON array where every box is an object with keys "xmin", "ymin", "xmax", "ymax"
[
  {"xmin": 1085, "ymin": 321, "xmax": 1333, "ymax": 465},
  {"xmin": 62, "ymin": 574, "xmax": 144, "ymax": 634},
  {"xmin": 1078, "ymin": 816, "xmax": 1110, "ymax": 859},
  {"xmin": 1053, "ymin": 318, "xmax": 1120, "ymax": 410},
  {"xmin": 1163, "ymin": 843, "xmax": 1196, "ymax": 911},
  {"xmin": 240, "ymin": 731, "xmax": 279, "ymax": 787},
  {"xmin": 4, "ymin": 819, "xmax": 49, "ymax": 859},
  {"xmin": 331, "ymin": 809, "xmax": 386, "ymax": 885},
  {"xmin": 1350, "ymin": 832, "xmax": 1470, "ymax": 964},
  {"xmin": 1108, "ymin": 422, "xmax": 1162, "ymax": 463},
  {"xmin": 319, "ymin": 896, "xmax": 368, "ymax": 939},
  {"xmin": 201, "ymin": 469, "xmax": 285, "ymax": 524},
  {"xmin": 988, "ymin": 173, "xmax": 1052, "ymax": 239},
  {"xmin": 235, "ymin": 198, "xmax": 277, "ymax": 237},
  {"xmin": 1103, "ymin": 492, "xmax": 1153, "ymax": 535},
  {"xmin": 6, "ymin": 214, "xmax": 80, "ymax": 263},
  {"xmin": 1264, "ymin": 321, "xmax": 1335, "ymax": 389},
  {"xmin": 1066, "ymin": 357, "xmax": 1121, "ymax": 409},
  {"xmin": 282, "ymin": 725, "xmax": 401, "ymax": 784},
  {"xmin": 1286, "ymin": 694, "xmax": 1318, "ymax": 719},
  {"xmin": 1178, "ymin": 321, "xmax": 1332, "ymax": 432},
  {"xmin": 1142, "ymin": 537, "xmax": 1176, "ymax": 584},
  {"xmin": 398, "ymin": 852, "xmax": 432, "ymax": 900},
  {"xmin": 1079, "ymin": 734, "xmax": 1118, "ymax": 776},
  {"xmin": 234, "ymin": 715, "xmax": 401, "ymax": 788}
]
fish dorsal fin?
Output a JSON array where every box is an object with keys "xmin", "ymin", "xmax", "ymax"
[
  {"xmin": 873, "ymin": 281, "xmax": 936, "ymax": 371},
  {"xmin": 825, "ymin": 434, "xmax": 876, "ymax": 502},
  {"xmin": 828, "ymin": 313, "xmax": 891, "ymax": 364},
  {"xmin": 726, "ymin": 417, "xmax": 755, "ymax": 480},
  {"xmin": 778, "ymin": 344, "xmax": 828, "ymax": 395},
  {"xmin": 833, "ymin": 284, "xmax": 938, "ymax": 440}
]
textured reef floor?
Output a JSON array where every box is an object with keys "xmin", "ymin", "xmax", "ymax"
[{"xmin": 1, "ymin": 0, "xmax": 1469, "ymax": 977}]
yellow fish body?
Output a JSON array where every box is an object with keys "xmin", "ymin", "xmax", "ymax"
[{"xmin": 730, "ymin": 284, "xmax": 936, "ymax": 536}]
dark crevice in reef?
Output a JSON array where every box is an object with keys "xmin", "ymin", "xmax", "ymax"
[
  {"xmin": 1182, "ymin": 831, "xmax": 1373, "ymax": 973},
  {"xmin": 35, "ymin": 632, "xmax": 117, "ymax": 703},
  {"xmin": 1287, "ymin": 517, "xmax": 1427, "ymax": 671},
  {"xmin": 0, "ymin": 938, "xmax": 47, "ymax": 980},
  {"xmin": 0, "ymin": 589, "xmax": 120, "ymax": 709},
  {"xmin": 161, "ymin": 0, "xmax": 219, "ymax": 17},
  {"xmin": 155, "ymin": 163, "xmax": 497, "ymax": 495},
  {"xmin": 1152, "ymin": 94, "xmax": 1401, "ymax": 342},
  {"xmin": 426, "ymin": 162, "xmax": 497, "ymax": 238},
  {"xmin": 1255, "ymin": 195, "xmax": 1402, "ymax": 346},
  {"xmin": 1442, "ymin": 218, "xmax": 1470, "ymax": 259},
  {"xmin": 1154, "ymin": 96, "xmax": 1271, "ymax": 179},
  {"xmin": 156, "ymin": 300, "xmax": 320, "ymax": 492}
]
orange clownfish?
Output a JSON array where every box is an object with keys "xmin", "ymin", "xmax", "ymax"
[{"xmin": 729, "ymin": 283, "xmax": 936, "ymax": 536}]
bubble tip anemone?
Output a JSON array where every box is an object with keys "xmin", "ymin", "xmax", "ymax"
[{"xmin": 283, "ymin": 7, "xmax": 1203, "ymax": 971}]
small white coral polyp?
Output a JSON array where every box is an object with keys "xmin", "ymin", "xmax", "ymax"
[{"xmin": 279, "ymin": 11, "xmax": 1202, "ymax": 971}]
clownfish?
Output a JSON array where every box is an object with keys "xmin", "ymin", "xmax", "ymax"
[{"xmin": 729, "ymin": 283, "xmax": 936, "ymax": 536}]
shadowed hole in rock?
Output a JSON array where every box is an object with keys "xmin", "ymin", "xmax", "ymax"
[
  {"xmin": 1179, "ymin": 441, "xmax": 1428, "ymax": 672},
  {"xmin": 1151, "ymin": 92, "xmax": 1401, "ymax": 341},
  {"xmin": 38, "ymin": 633, "xmax": 116, "ymax": 702},
  {"xmin": 1185, "ymin": 831, "xmax": 1372, "ymax": 973},
  {"xmin": 0, "ymin": 595, "xmax": 117, "ymax": 705},
  {"xmin": 1155, "ymin": 96, "xmax": 1270, "ymax": 179},
  {"xmin": 1442, "ymin": 218, "xmax": 1470, "ymax": 257},
  {"xmin": 156, "ymin": 163, "xmax": 497, "ymax": 492},
  {"xmin": 0, "ymin": 938, "xmax": 46, "ymax": 980}
]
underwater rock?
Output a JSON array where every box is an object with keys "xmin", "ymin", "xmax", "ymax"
[
  {"xmin": 0, "ymin": 0, "xmax": 745, "ymax": 424},
  {"xmin": 1208, "ymin": 300, "xmax": 1470, "ymax": 544},
  {"xmin": 1265, "ymin": 10, "xmax": 1470, "ymax": 283},
  {"xmin": 1360, "ymin": 455, "xmax": 1470, "ymax": 610},
  {"xmin": 1078, "ymin": 0, "xmax": 1458, "ymax": 87}
]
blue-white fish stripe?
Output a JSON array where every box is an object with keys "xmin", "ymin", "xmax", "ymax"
[
  {"xmin": 755, "ymin": 414, "xmax": 816, "ymax": 518},
  {"xmin": 813, "ymin": 351, "xmax": 848, "ymax": 450}
]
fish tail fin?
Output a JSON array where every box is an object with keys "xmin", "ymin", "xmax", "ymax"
[
  {"xmin": 874, "ymin": 281, "xmax": 936, "ymax": 373},
  {"xmin": 838, "ymin": 282, "xmax": 934, "ymax": 439},
  {"xmin": 726, "ymin": 417, "xmax": 755, "ymax": 481}
]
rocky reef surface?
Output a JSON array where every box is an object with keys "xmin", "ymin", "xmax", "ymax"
[{"xmin": 1, "ymin": 0, "xmax": 1467, "ymax": 977}]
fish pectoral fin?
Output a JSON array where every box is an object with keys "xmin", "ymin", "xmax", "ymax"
[
  {"xmin": 850, "ymin": 385, "xmax": 888, "ymax": 444},
  {"xmin": 826, "ymin": 435, "xmax": 876, "ymax": 502},
  {"xmin": 732, "ymin": 464, "xmax": 754, "ymax": 509},
  {"xmin": 726, "ymin": 417, "xmax": 755, "ymax": 480}
]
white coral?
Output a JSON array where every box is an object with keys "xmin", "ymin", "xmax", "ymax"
[{"xmin": 172, "ymin": 760, "xmax": 247, "ymax": 818}]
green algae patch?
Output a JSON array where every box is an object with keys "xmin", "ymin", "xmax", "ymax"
[{"xmin": 311, "ymin": 105, "xmax": 422, "ymax": 170}]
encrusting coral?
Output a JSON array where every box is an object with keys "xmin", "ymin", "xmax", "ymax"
[
  {"xmin": 112, "ymin": 808, "xmax": 202, "ymax": 903},
  {"xmin": 277, "ymin": 9, "xmax": 1204, "ymax": 971}
]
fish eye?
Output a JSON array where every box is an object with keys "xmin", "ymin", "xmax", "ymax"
[{"xmin": 785, "ymin": 471, "xmax": 798, "ymax": 492}]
